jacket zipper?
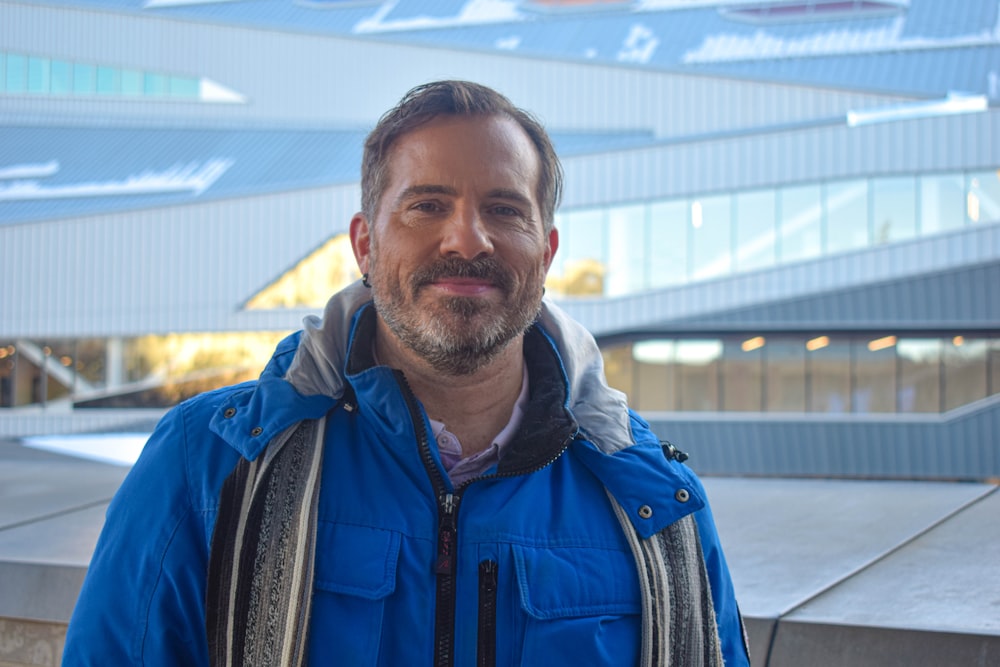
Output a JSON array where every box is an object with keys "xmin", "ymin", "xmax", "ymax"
[
  {"xmin": 393, "ymin": 368, "xmax": 578, "ymax": 667},
  {"xmin": 477, "ymin": 560, "xmax": 498, "ymax": 667}
]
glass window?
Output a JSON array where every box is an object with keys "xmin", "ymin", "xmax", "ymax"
[
  {"xmin": 853, "ymin": 336, "xmax": 896, "ymax": 413},
  {"xmin": 649, "ymin": 200, "xmax": 688, "ymax": 287},
  {"xmin": 765, "ymin": 338, "xmax": 806, "ymax": 412},
  {"xmin": 778, "ymin": 184, "xmax": 822, "ymax": 262},
  {"xmin": 943, "ymin": 336, "xmax": 988, "ymax": 410},
  {"xmin": 826, "ymin": 180, "xmax": 869, "ymax": 254},
  {"xmin": 121, "ymin": 69, "xmax": 143, "ymax": 96},
  {"xmin": 734, "ymin": 190, "xmax": 776, "ymax": 271},
  {"xmin": 872, "ymin": 176, "xmax": 917, "ymax": 243},
  {"xmin": 722, "ymin": 336, "xmax": 763, "ymax": 411},
  {"xmin": 50, "ymin": 59, "xmax": 71, "ymax": 94},
  {"xmin": 144, "ymin": 72, "xmax": 168, "ymax": 96},
  {"xmin": 0, "ymin": 342, "xmax": 15, "ymax": 407},
  {"xmin": 690, "ymin": 195, "xmax": 731, "ymax": 281},
  {"xmin": 808, "ymin": 336, "xmax": 851, "ymax": 413},
  {"xmin": 967, "ymin": 170, "xmax": 1000, "ymax": 224},
  {"xmin": 606, "ymin": 204, "xmax": 647, "ymax": 297},
  {"xmin": 898, "ymin": 338, "xmax": 941, "ymax": 412},
  {"xmin": 96, "ymin": 66, "xmax": 119, "ymax": 94},
  {"xmin": 0, "ymin": 53, "xmax": 5, "ymax": 91},
  {"xmin": 676, "ymin": 339, "xmax": 722, "ymax": 411},
  {"xmin": 601, "ymin": 344, "xmax": 635, "ymax": 403},
  {"xmin": 920, "ymin": 173, "xmax": 965, "ymax": 235},
  {"xmin": 552, "ymin": 209, "xmax": 607, "ymax": 297},
  {"xmin": 633, "ymin": 340, "xmax": 676, "ymax": 411},
  {"xmin": 73, "ymin": 63, "xmax": 95, "ymax": 94},
  {"xmin": 27, "ymin": 56, "xmax": 49, "ymax": 93},
  {"xmin": 990, "ymin": 338, "xmax": 1000, "ymax": 397},
  {"xmin": 6, "ymin": 53, "xmax": 27, "ymax": 93},
  {"xmin": 169, "ymin": 75, "xmax": 199, "ymax": 99}
]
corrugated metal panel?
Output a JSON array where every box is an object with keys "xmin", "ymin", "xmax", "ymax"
[
  {"xmin": 646, "ymin": 396, "xmax": 1000, "ymax": 479},
  {"xmin": 558, "ymin": 223, "xmax": 1000, "ymax": 337},
  {"xmin": 0, "ymin": 183, "xmax": 361, "ymax": 338}
]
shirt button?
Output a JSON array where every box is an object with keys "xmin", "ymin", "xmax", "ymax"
[
  {"xmin": 223, "ymin": 407, "xmax": 236, "ymax": 419},
  {"xmin": 638, "ymin": 505, "xmax": 653, "ymax": 519},
  {"xmin": 675, "ymin": 489, "xmax": 690, "ymax": 503},
  {"xmin": 250, "ymin": 426, "xmax": 263, "ymax": 437}
]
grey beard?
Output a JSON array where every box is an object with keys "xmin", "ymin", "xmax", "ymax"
[{"xmin": 375, "ymin": 290, "xmax": 540, "ymax": 376}]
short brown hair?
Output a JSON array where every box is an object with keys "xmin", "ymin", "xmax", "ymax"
[{"xmin": 361, "ymin": 80, "xmax": 563, "ymax": 232}]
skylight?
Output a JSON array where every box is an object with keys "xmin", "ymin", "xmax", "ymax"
[{"xmin": 719, "ymin": 0, "xmax": 908, "ymax": 24}]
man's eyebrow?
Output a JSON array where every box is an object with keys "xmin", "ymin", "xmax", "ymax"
[
  {"xmin": 395, "ymin": 184, "xmax": 457, "ymax": 206},
  {"xmin": 487, "ymin": 188, "xmax": 534, "ymax": 208}
]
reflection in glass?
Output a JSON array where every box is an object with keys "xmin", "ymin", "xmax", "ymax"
[
  {"xmin": 690, "ymin": 195, "xmax": 731, "ymax": 281},
  {"xmin": 633, "ymin": 340, "xmax": 675, "ymax": 411},
  {"xmin": 853, "ymin": 338, "xmax": 896, "ymax": 413},
  {"xmin": 676, "ymin": 340, "xmax": 722, "ymax": 411},
  {"xmin": 649, "ymin": 200, "xmax": 688, "ymax": 287},
  {"xmin": 6, "ymin": 53, "xmax": 26, "ymax": 92},
  {"xmin": 826, "ymin": 180, "xmax": 869, "ymax": 254},
  {"xmin": 73, "ymin": 63, "xmax": 95, "ymax": 94},
  {"xmin": 920, "ymin": 173, "xmax": 965, "ymax": 235},
  {"xmin": 723, "ymin": 337, "xmax": 763, "ymax": 411},
  {"xmin": 734, "ymin": 190, "xmax": 776, "ymax": 271},
  {"xmin": 765, "ymin": 338, "xmax": 806, "ymax": 411},
  {"xmin": 779, "ymin": 185, "xmax": 822, "ymax": 262},
  {"xmin": 808, "ymin": 337, "xmax": 851, "ymax": 412},
  {"xmin": 943, "ymin": 337, "xmax": 987, "ymax": 410},
  {"xmin": 551, "ymin": 209, "xmax": 607, "ymax": 296},
  {"xmin": 601, "ymin": 344, "xmax": 635, "ymax": 404},
  {"xmin": 51, "ymin": 60, "xmax": 71, "ymax": 94},
  {"xmin": 27, "ymin": 57, "xmax": 50, "ymax": 93},
  {"xmin": 967, "ymin": 170, "xmax": 1000, "ymax": 224},
  {"xmin": 898, "ymin": 339, "xmax": 941, "ymax": 412},
  {"xmin": 607, "ymin": 204, "xmax": 647, "ymax": 296},
  {"xmin": 872, "ymin": 177, "xmax": 917, "ymax": 243}
]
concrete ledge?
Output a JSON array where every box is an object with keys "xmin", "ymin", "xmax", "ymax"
[{"xmin": 0, "ymin": 617, "xmax": 67, "ymax": 667}]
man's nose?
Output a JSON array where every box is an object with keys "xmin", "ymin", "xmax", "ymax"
[{"xmin": 439, "ymin": 206, "xmax": 494, "ymax": 260}]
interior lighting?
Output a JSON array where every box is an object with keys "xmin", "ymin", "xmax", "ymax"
[
  {"xmin": 60, "ymin": 355, "xmax": 73, "ymax": 367},
  {"xmin": 868, "ymin": 335, "xmax": 897, "ymax": 352},
  {"xmin": 0, "ymin": 349, "xmax": 7, "ymax": 359},
  {"xmin": 806, "ymin": 335, "xmax": 829, "ymax": 351},
  {"xmin": 741, "ymin": 336, "xmax": 766, "ymax": 352},
  {"xmin": 968, "ymin": 192, "xmax": 980, "ymax": 222},
  {"xmin": 691, "ymin": 201, "xmax": 703, "ymax": 229},
  {"xmin": 953, "ymin": 335, "xmax": 965, "ymax": 347}
]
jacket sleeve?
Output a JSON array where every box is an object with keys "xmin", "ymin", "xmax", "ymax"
[
  {"xmin": 690, "ymin": 485, "xmax": 751, "ymax": 667},
  {"xmin": 63, "ymin": 400, "xmax": 230, "ymax": 666}
]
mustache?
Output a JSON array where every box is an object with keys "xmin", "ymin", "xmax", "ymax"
[{"xmin": 411, "ymin": 257, "xmax": 515, "ymax": 292}]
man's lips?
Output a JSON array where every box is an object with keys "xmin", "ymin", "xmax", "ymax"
[{"xmin": 428, "ymin": 276, "xmax": 497, "ymax": 296}]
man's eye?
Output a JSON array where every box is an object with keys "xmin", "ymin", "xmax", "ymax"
[
  {"xmin": 490, "ymin": 205, "xmax": 521, "ymax": 217},
  {"xmin": 412, "ymin": 201, "xmax": 441, "ymax": 213}
]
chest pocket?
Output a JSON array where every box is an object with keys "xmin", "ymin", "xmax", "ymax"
[
  {"xmin": 310, "ymin": 522, "xmax": 400, "ymax": 666},
  {"xmin": 512, "ymin": 544, "xmax": 642, "ymax": 666}
]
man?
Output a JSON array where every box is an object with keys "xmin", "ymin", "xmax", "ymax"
[{"xmin": 64, "ymin": 80, "xmax": 749, "ymax": 666}]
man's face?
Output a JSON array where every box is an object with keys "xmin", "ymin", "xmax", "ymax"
[{"xmin": 351, "ymin": 114, "xmax": 558, "ymax": 376}]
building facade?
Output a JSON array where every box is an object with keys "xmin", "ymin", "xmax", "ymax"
[{"xmin": 2, "ymin": 0, "xmax": 998, "ymax": 477}]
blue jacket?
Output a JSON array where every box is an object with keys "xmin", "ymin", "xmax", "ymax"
[{"xmin": 64, "ymin": 284, "xmax": 749, "ymax": 666}]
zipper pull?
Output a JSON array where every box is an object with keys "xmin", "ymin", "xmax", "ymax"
[{"xmin": 436, "ymin": 493, "xmax": 459, "ymax": 575}]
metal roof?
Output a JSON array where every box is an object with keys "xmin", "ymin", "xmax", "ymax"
[
  {"xmin": 0, "ymin": 125, "xmax": 653, "ymax": 225},
  {"xmin": 35, "ymin": 0, "xmax": 999, "ymax": 99}
]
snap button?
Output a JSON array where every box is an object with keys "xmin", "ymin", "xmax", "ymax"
[
  {"xmin": 223, "ymin": 407, "xmax": 236, "ymax": 419},
  {"xmin": 675, "ymin": 489, "xmax": 690, "ymax": 503},
  {"xmin": 250, "ymin": 426, "xmax": 263, "ymax": 437},
  {"xmin": 638, "ymin": 505, "xmax": 653, "ymax": 519}
]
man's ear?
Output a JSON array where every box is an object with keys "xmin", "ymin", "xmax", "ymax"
[
  {"xmin": 543, "ymin": 227, "xmax": 559, "ymax": 272},
  {"xmin": 350, "ymin": 212, "xmax": 372, "ymax": 275}
]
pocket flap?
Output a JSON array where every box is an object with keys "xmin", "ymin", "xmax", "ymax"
[
  {"xmin": 513, "ymin": 545, "xmax": 641, "ymax": 620},
  {"xmin": 314, "ymin": 522, "xmax": 400, "ymax": 600}
]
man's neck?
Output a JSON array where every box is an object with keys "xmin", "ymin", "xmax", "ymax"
[{"xmin": 374, "ymin": 320, "xmax": 526, "ymax": 457}]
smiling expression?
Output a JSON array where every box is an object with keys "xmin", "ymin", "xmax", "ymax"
[{"xmin": 351, "ymin": 114, "xmax": 559, "ymax": 376}]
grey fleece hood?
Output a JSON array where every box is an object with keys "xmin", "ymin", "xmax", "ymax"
[{"xmin": 283, "ymin": 280, "xmax": 635, "ymax": 454}]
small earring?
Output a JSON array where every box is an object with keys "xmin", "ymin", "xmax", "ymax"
[{"xmin": 362, "ymin": 273, "xmax": 371, "ymax": 288}]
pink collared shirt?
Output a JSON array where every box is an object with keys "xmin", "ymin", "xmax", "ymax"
[{"xmin": 429, "ymin": 363, "xmax": 529, "ymax": 487}]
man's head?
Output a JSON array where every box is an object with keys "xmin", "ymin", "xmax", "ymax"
[
  {"xmin": 361, "ymin": 80, "xmax": 562, "ymax": 232},
  {"xmin": 350, "ymin": 81, "xmax": 562, "ymax": 376}
]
